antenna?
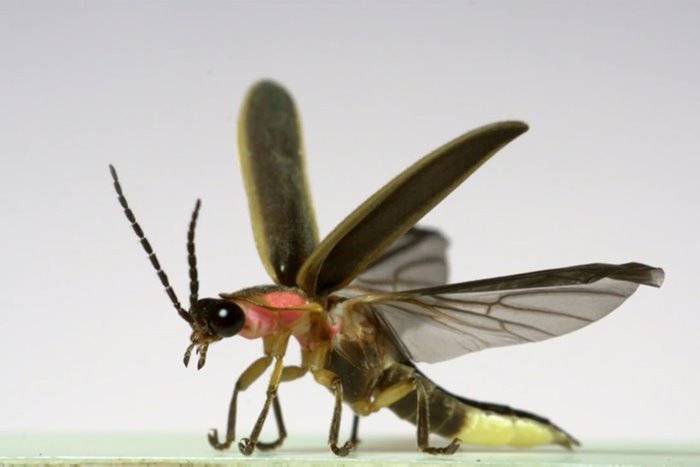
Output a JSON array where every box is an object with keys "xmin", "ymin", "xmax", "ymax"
[
  {"xmin": 109, "ymin": 165, "xmax": 193, "ymax": 324},
  {"xmin": 187, "ymin": 199, "xmax": 201, "ymax": 310}
]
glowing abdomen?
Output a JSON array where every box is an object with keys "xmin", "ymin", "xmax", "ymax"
[{"xmin": 456, "ymin": 407, "xmax": 570, "ymax": 447}]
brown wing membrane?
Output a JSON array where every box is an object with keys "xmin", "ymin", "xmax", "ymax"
[
  {"xmin": 297, "ymin": 121, "xmax": 528, "ymax": 297},
  {"xmin": 345, "ymin": 262, "xmax": 664, "ymax": 363},
  {"xmin": 238, "ymin": 80, "xmax": 319, "ymax": 285},
  {"xmin": 351, "ymin": 227, "xmax": 449, "ymax": 292}
]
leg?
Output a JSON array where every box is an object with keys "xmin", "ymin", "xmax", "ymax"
[
  {"xmin": 349, "ymin": 378, "xmax": 415, "ymax": 417},
  {"xmin": 349, "ymin": 415, "xmax": 360, "ymax": 446},
  {"xmin": 238, "ymin": 356, "xmax": 286, "ymax": 455},
  {"xmin": 252, "ymin": 396, "xmax": 286, "ymax": 451},
  {"xmin": 413, "ymin": 377, "xmax": 460, "ymax": 455},
  {"xmin": 209, "ymin": 359, "xmax": 306, "ymax": 451},
  {"xmin": 208, "ymin": 356, "xmax": 272, "ymax": 450},
  {"xmin": 313, "ymin": 369, "xmax": 355, "ymax": 456},
  {"xmin": 255, "ymin": 365, "xmax": 308, "ymax": 451}
]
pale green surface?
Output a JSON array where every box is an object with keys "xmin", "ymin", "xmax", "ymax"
[{"xmin": 0, "ymin": 434, "xmax": 699, "ymax": 466}]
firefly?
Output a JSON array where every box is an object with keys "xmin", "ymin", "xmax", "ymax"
[{"xmin": 110, "ymin": 80, "xmax": 663, "ymax": 456}]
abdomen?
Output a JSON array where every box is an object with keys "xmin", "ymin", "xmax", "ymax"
[
  {"xmin": 327, "ymin": 305, "xmax": 578, "ymax": 448},
  {"xmin": 383, "ymin": 364, "xmax": 579, "ymax": 448}
]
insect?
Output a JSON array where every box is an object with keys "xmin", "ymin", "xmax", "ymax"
[{"xmin": 110, "ymin": 80, "xmax": 664, "ymax": 456}]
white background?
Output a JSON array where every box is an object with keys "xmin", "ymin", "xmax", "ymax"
[{"xmin": 1, "ymin": 0, "xmax": 698, "ymax": 445}]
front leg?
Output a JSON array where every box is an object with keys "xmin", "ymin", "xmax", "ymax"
[
  {"xmin": 208, "ymin": 355, "xmax": 273, "ymax": 450},
  {"xmin": 255, "ymin": 365, "xmax": 307, "ymax": 451},
  {"xmin": 236, "ymin": 333, "xmax": 292, "ymax": 455},
  {"xmin": 208, "ymin": 355, "xmax": 306, "ymax": 452},
  {"xmin": 238, "ymin": 355, "xmax": 285, "ymax": 455}
]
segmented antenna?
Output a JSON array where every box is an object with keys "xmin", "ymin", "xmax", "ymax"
[
  {"xmin": 109, "ymin": 164, "xmax": 193, "ymax": 324},
  {"xmin": 187, "ymin": 199, "xmax": 201, "ymax": 310}
]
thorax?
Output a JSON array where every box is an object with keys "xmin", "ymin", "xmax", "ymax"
[
  {"xmin": 222, "ymin": 286, "xmax": 339, "ymax": 354},
  {"xmin": 324, "ymin": 299, "xmax": 403, "ymax": 403}
]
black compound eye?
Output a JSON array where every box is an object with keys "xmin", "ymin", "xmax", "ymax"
[{"xmin": 201, "ymin": 299, "xmax": 245, "ymax": 337}]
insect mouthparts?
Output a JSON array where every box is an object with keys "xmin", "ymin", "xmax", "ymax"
[{"xmin": 183, "ymin": 342, "xmax": 195, "ymax": 368}]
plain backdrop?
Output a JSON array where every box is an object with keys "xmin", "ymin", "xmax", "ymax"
[{"xmin": 1, "ymin": 0, "xmax": 698, "ymax": 447}]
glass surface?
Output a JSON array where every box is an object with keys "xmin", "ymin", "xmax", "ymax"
[{"xmin": 1, "ymin": 434, "xmax": 699, "ymax": 465}]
